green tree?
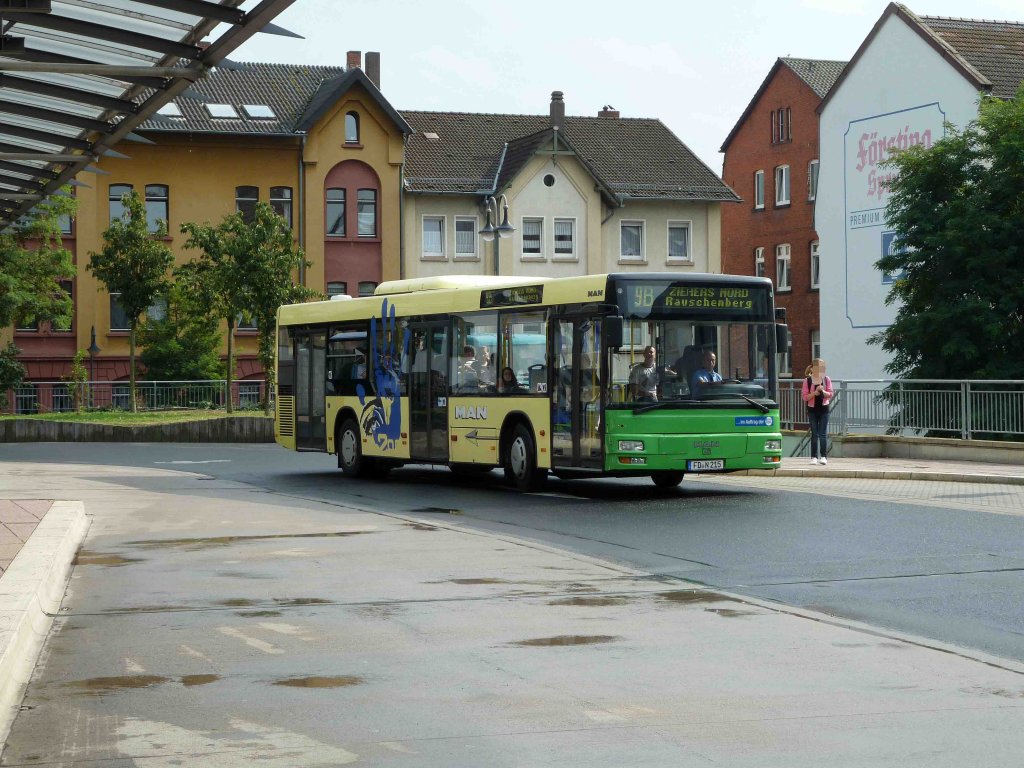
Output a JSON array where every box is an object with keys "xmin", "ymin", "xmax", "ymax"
[
  {"xmin": 139, "ymin": 280, "xmax": 225, "ymax": 381},
  {"xmin": 88, "ymin": 191, "xmax": 173, "ymax": 412},
  {"xmin": 61, "ymin": 349, "xmax": 90, "ymax": 412},
  {"xmin": 0, "ymin": 192, "xmax": 76, "ymax": 330},
  {"xmin": 0, "ymin": 342, "xmax": 26, "ymax": 411},
  {"xmin": 869, "ymin": 89, "xmax": 1024, "ymax": 381},
  {"xmin": 180, "ymin": 203, "xmax": 315, "ymax": 413}
]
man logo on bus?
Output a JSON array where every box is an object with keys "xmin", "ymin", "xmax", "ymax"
[{"xmin": 357, "ymin": 298, "xmax": 409, "ymax": 450}]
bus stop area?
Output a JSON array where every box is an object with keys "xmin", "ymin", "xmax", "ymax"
[{"xmin": 1, "ymin": 454, "xmax": 1023, "ymax": 765}]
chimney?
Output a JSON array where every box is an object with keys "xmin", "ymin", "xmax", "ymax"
[
  {"xmin": 365, "ymin": 51, "xmax": 380, "ymax": 89},
  {"xmin": 598, "ymin": 104, "xmax": 620, "ymax": 119},
  {"xmin": 346, "ymin": 50, "xmax": 361, "ymax": 70},
  {"xmin": 549, "ymin": 90, "xmax": 565, "ymax": 130}
]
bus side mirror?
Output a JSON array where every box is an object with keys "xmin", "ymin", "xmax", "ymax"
[
  {"xmin": 604, "ymin": 316, "xmax": 624, "ymax": 348},
  {"xmin": 775, "ymin": 323, "xmax": 789, "ymax": 351}
]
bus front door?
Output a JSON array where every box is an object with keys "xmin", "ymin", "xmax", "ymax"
[
  {"xmin": 552, "ymin": 318, "xmax": 602, "ymax": 468},
  {"xmin": 295, "ymin": 329, "xmax": 327, "ymax": 451},
  {"xmin": 408, "ymin": 321, "xmax": 449, "ymax": 461}
]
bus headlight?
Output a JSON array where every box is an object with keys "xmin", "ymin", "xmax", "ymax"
[
  {"xmin": 764, "ymin": 440, "xmax": 782, "ymax": 451},
  {"xmin": 618, "ymin": 440, "xmax": 645, "ymax": 452}
]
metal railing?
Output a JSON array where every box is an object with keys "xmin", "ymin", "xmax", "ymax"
[
  {"xmin": 779, "ymin": 379, "xmax": 1024, "ymax": 440},
  {"xmin": 3, "ymin": 380, "xmax": 268, "ymax": 414}
]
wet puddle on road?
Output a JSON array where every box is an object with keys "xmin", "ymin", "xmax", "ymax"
[
  {"xmin": 510, "ymin": 635, "xmax": 620, "ymax": 647},
  {"xmin": 180, "ymin": 674, "xmax": 220, "ymax": 687},
  {"xmin": 65, "ymin": 675, "xmax": 169, "ymax": 694},
  {"xmin": 657, "ymin": 590, "xmax": 734, "ymax": 605},
  {"xmin": 548, "ymin": 596, "xmax": 633, "ymax": 607},
  {"xmin": 272, "ymin": 676, "xmax": 364, "ymax": 688},
  {"xmin": 73, "ymin": 552, "xmax": 142, "ymax": 567},
  {"xmin": 236, "ymin": 610, "xmax": 284, "ymax": 618},
  {"xmin": 124, "ymin": 530, "xmax": 376, "ymax": 550}
]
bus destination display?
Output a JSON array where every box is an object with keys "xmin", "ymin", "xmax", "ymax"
[
  {"xmin": 620, "ymin": 283, "xmax": 769, "ymax": 318},
  {"xmin": 480, "ymin": 284, "xmax": 544, "ymax": 308}
]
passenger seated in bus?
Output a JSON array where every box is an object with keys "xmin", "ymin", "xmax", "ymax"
[
  {"xmin": 457, "ymin": 345, "xmax": 480, "ymax": 390},
  {"xmin": 478, "ymin": 346, "xmax": 494, "ymax": 384},
  {"xmin": 499, "ymin": 367, "xmax": 526, "ymax": 394}
]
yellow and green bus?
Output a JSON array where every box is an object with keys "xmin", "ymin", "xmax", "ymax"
[{"xmin": 275, "ymin": 272, "xmax": 787, "ymax": 490}]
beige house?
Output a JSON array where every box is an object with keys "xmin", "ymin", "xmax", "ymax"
[{"xmin": 401, "ymin": 93, "xmax": 737, "ymax": 280}]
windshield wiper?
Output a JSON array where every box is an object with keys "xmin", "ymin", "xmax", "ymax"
[{"xmin": 736, "ymin": 393, "xmax": 771, "ymax": 414}]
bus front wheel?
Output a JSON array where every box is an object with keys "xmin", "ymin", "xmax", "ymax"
[
  {"xmin": 338, "ymin": 419, "xmax": 372, "ymax": 477},
  {"xmin": 651, "ymin": 471, "xmax": 684, "ymax": 488},
  {"xmin": 504, "ymin": 424, "xmax": 546, "ymax": 492}
]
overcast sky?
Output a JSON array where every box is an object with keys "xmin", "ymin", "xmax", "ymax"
[{"xmin": 231, "ymin": 0, "xmax": 1023, "ymax": 175}]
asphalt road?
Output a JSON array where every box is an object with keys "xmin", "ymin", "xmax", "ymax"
[{"xmin": 5, "ymin": 442, "xmax": 1024, "ymax": 664}]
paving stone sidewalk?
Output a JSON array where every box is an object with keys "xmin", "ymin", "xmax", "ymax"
[{"xmin": 0, "ymin": 500, "xmax": 50, "ymax": 574}]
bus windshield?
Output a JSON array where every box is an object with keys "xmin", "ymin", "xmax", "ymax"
[{"xmin": 609, "ymin": 278, "xmax": 778, "ymax": 406}]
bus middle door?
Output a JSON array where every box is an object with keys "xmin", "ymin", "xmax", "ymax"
[{"xmin": 408, "ymin": 320, "xmax": 449, "ymax": 461}]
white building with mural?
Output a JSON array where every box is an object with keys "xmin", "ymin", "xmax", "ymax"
[{"xmin": 815, "ymin": 2, "xmax": 1024, "ymax": 379}]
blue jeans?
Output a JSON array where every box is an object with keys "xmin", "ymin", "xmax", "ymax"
[{"xmin": 808, "ymin": 410, "xmax": 830, "ymax": 459}]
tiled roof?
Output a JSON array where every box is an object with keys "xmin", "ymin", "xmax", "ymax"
[
  {"xmin": 920, "ymin": 15, "xmax": 1024, "ymax": 99},
  {"xmin": 139, "ymin": 62, "xmax": 344, "ymax": 134},
  {"xmin": 780, "ymin": 58, "xmax": 847, "ymax": 98},
  {"xmin": 402, "ymin": 111, "xmax": 738, "ymax": 202},
  {"xmin": 138, "ymin": 63, "xmax": 736, "ymax": 203}
]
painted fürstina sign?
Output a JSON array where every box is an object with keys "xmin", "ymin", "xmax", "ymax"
[{"xmin": 843, "ymin": 103, "xmax": 944, "ymax": 328}]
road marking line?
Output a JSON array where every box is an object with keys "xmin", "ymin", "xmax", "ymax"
[
  {"xmin": 124, "ymin": 657, "xmax": 146, "ymax": 674},
  {"xmin": 179, "ymin": 645, "xmax": 212, "ymax": 663},
  {"xmin": 154, "ymin": 460, "xmax": 232, "ymax": 465},
  {"xmin": 218, "ymin": 626, "xmax": 284, "ymax": 655}
]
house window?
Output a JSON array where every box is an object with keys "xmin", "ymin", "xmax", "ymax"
[
  {"xmin": 358, "ymin": 281, "xmax": 377, "ymax": 297},
  {"xmin": 808, "ymin": 160, "xmax": 819, "ymax": 201},
  {"xmin": 811, "ymin": 330, "xmax": 821, "ymax": 362},
  {"xmin": 357, "ymin": 189, "xmax": 376, "ymax": 237},
  {"xmin": 754, "ymin": 170, "xmax": 764, "ymax": 210},
  {"xmin": 15, "ymin": 314, "xmax": 37, "ymax": 332},
  {"xmin": 455, "ymin": 216, "xmax": 478, "ymax": 259},
  {"xmin": 109, "ymin": 183, "xmax": 133, "ymax": 223},
  {"xmin": 235, "ymin": 185, "xmax": 259, "ymax": 223},
  {"xmin": 109, "ymin": 293, "xmax": 130, "ymax": 331},
  {"xmin": 667, "ymin": 221, "xmax": 691, "ymax": 263},
  {"xmin": 553, "ymin": 218, "xmax": 575, "ymax": 259},
  {"xmin": 270, "ymin": 186, "xmax": 292, "ymax": 227},
  {"xmin": 775, "ymin": 165, "xmax": 790, "ymax": 206},
  {"xmin": 237, "ymin": 312, "xmax": 258, "ymax": 331},
  {"xmin": 147, "ymin": 296, "xmax": 167, "ymax": 323},
  {"xmin": 345, "ymin": 111, "xmax": 359, "ymax": 144},
  {"xmin": 771, "ymin": 107, "xmax": 791, "ymax": 143},
  {"xmin": 778, "ymin": 329, "xmax": 792, "ymax": 377},
  {"xmin": 326, "ymin": 188, "xmax": 345, "ymax": 236},
  {"xmin": 422, "ymin": 216, "xmax": 445, "ymax": 259},
  {"xmin": 144, "ymin": 184, "xmax": 168, "ymax": 233},
  {"xmin": 754, "ymin": 247, "xmax": 765, "ymax": 278},
  {"xmin": 327, "ymin": 281, "xmax": 348, "ymax": 297},
  {"xmin": 58, "ymin": 213, "xmax": 73, "ymax": 235},
  {"xmin": 53, "ymin": 279, "xmax": 73, "ymax": 332},
  {"xmin": 620, "ymin": 221, "xmax": 644, "ymax": 261},
  {"xmin": 811, "ymin": 240, "xmax": 821, "ymax": 289},
  {"xmin": 776, "ymin": 244, "xmax": 791, "ymax": 291},
  {"xmin": 522, "ymin": 217, "xmax": 543, "ymax": 258}
]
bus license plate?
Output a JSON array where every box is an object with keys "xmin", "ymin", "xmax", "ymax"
[{"xmin": 688, "ymin": 459, "xmax": 724, "ymax": 471}]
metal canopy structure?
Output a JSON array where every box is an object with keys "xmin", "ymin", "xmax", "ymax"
[{"xmin": 0, "ymin": 0, "xmax": 298, "ymax": 227}]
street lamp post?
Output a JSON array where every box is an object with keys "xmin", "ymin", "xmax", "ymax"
[
  {"xmin": 479, "ymin": 194, "xmax": 514, "ymax": 276},
  {"xmin": 88, "ymin": 326, "xmax": 101, "ymax": 409}
]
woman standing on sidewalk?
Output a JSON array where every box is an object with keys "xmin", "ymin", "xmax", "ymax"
[{"xmin": 802, "ymin": 358, "xmax": 833, "ymax": 465}]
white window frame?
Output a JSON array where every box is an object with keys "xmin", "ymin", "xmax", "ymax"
[
  {"xmin": 754, "ymin": 170, "xmax": 764, "ymax": 210},
  {"xmin": 666, "ymin": 220, "xmax": 692, "ymax": 264},
  {"xmin": 521, "ymin": 216, "xmax": 544, "ymax": 260},
  {"xmin": 810, "ymin": 240, "xmax": 820, "ymax": 289},
  {"xmin": 421, "ymin": 215, "xmax": 445, "ymax": 261},
  {"xmin": 619, "ymin": 220, "xmax": 645, "ymax": 262},
  {"xmin": 811, "ymin": 330, "xmax": 821, "ymax": 363},
  {"xmin": 776, "ymin": 243, "xmax": 791, "ymax": 292},
  {"xmin": 552, "ymin": 217, "xmax": 577, "ymax": 261},
  {"xmin": 454, "ymin": 216, "xmax": 479, "ymax": 261},
  {"xmin": 754, "ymin": 246, "xmax": 765, "ymax": 278},
  {"xmin": 775, "ymin": 165, "xmax": 790, "ymax": 206},
  {"xmin": 808, "ymin": 159, "xmax": 819, "ymax": 202}
]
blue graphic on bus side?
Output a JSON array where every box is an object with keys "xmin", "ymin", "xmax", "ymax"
[
  {"xmin": 735, "ymin": 415, "xmax": 773, "ymax": 427},
  {"xmin": 356, "ymin": 298, "xmax": 409, "ymax": 450}
]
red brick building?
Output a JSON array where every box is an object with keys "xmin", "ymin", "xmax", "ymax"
[{"xmin": 720, "ymin": 58, "xmax": 845, "ymax": 379}]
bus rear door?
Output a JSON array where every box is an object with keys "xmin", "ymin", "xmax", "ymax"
[{"xmin": 408, "ymin": 320, "xmax": 449, "ymax": 461}]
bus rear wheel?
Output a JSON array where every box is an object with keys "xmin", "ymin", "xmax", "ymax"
[
  {"xmin": 337, "ymin": 419, "xmax": 372, "ymax": 477},
  {"xmin": 504, "ymin": 424, "xmax": 546, "ymax": 492},
  {"xmin": 651, "ymin": 471, "xmax": 684, "ymax": 488}
]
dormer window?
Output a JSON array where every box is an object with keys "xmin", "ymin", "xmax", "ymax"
[{"xmin": 345, "ymin": 111, "xmax": 359, "ymax": 144}]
